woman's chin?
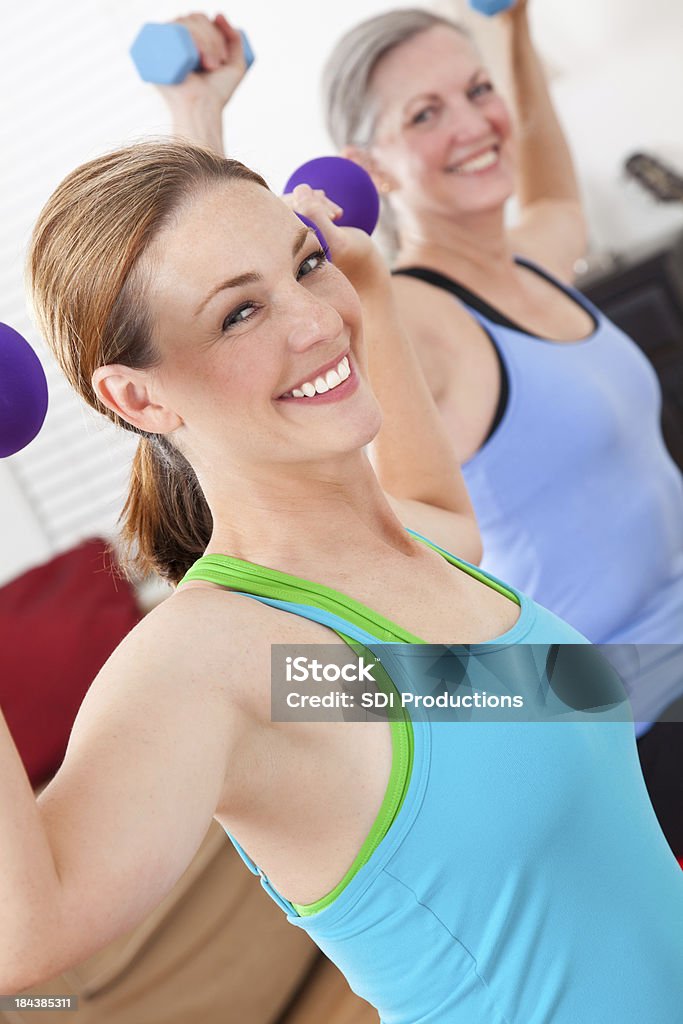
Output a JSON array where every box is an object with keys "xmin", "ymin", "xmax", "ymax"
[
  {"xmin": 342, "ymin": 403, "xmax": 383, "ymax": 453},
  {"xmin": 449, "ymin": 175, "xmax": 515, "ymax": 213},
  {"xmin": 334, "ymin": 401, "xmax": 383, "ymax": 456}
]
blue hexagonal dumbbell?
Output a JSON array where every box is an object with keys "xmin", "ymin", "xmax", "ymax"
[
  {"xmin": 130, "ymin": 23, "xmax": 254, "ymax": 85},
  {"xmin": 468, "ymin": 0, "xmax": 515, "ymax": 14}
]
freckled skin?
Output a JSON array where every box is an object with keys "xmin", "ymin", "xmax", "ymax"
[{"xmin": 143, "ymin": 181, "xmax": 383, "ymax": 480}]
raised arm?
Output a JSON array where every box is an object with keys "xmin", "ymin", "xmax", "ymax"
[
  {"xmin": 495, "ymin": 1, "xmax": 588, "ymax": 281},
  {"xmin": 154, "ymin": 13, "xmax": 247, "ymax": 155},
  {"xmin": 0, "ymin": 595, "xmax": 253, "ymax": 992},
  {"xmin": 285, "ymin": 187, "xmax": 481, "ymax": 562}
]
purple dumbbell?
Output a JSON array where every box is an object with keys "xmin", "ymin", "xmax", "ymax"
[
  {"xmin": 0, "ymin": 323, "xmax": 49, "ymax": 458},
  {"xmin": 284, "ymin": 156, "xmax": 380, "ymax": 249},
  {"xmin": 468, "ymin": 0, "xmax": 515, "ymax": 14}
]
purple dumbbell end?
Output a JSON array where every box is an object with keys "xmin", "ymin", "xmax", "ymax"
[
  {"xmin": 284, "ymin": 157, "xmax": 380, "ymax": 236},
  {"xmin": 0, "ymin": 323, "xmax": 49, "ymax": 458}
]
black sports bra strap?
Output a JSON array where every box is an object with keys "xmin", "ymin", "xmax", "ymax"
[
  {"xmin": 392, "ymin": 266, "xmax": 518, "ymax": 331},
  {"xmin": 391, "ymin": 266, "xmax": 509, "ymax": 445},
  {"xmin": 392, "ymin": 264, "xmax": 599, "ymax": 339}
]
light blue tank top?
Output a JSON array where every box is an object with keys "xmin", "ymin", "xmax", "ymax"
[
  {"xmin": 396, "ymin": 262, "xmax": 683, "ymax": 726},
  {"xmin": 183, "ymin": 530, "xmax": 683, "ymax": 1023}
]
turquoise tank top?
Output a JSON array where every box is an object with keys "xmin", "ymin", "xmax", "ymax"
[{"xmin": 181, "ymin": 530, "xmax": 683, "ymax": 1023}]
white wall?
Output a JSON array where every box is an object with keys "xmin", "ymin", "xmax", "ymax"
[
  {"xmin": 2, "ymin": 0, "xmax": 683, "ymax": 585},
  {"xmin": 533, "ymin": 0, "xmax": 683, "ymax": 255}
]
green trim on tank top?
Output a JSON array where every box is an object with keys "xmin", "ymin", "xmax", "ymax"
[
  {"xmin": 179, "ymin": 531, "xmax": 520, "ymax": 917},
  {"xmin": 179, "ymin": 529, "xmax": 520, "ymax": 635},
  {"xmin": 292, "ymin": 651, "xmax": 413, "ymax": 916}
]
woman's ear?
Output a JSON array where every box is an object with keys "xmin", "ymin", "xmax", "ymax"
[
  {"xmin": 341, "ymin": 145, "xmax": 398, "ymax": 196},
  {"xmin": 92, "ymin": 364, "xmax": 183, "ymax": 434}
]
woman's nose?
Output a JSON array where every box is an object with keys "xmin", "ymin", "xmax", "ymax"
[
  {"xmin": 285, "ymin": 290, "xmax": 345, "ymax": 353},
  {"xmin": 445, "ymin": 98, "xmax": 491, "ymax": 146}
]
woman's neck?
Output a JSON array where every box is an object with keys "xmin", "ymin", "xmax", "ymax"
[
  {"xmin": 395, "ymin": 205, "xmax": 514, "ymax": 282},
  {"xmin": 201, "ymin": 449, "xmax": 415, "ymax": 573}
]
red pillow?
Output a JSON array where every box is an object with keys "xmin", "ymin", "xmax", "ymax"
[{"xmin": 0, "ymin": 538, "xmax": 141, "ymax": 787}]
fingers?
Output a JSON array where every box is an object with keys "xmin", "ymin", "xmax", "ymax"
[
  {"xmin": 282, "ymin": 185, "xmax": 347, "ymax": 265},
  {"xmin": 281, "ymin": 184, "xmax": 378, "ymax": 283},
  {"xmin": 173, "ymin": 12, "xmax": 230, "ymax": 71},
  {"xmin": 213, "ymin": 13, "xmax": 242, "ymax": 52},
  {"xmin": 286, "ymin": 184, "xmax": 344, "ymax": 224}
]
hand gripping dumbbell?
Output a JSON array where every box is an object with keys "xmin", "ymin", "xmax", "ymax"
[
  {"xmin": 284, "ymin": 156, "xmax": 380, "ymax": 253},
  {"xmin": 0, "ymin": 323, "xmax": 49, "ymax": 458},
  {"xmin": 468, "ymin": 0, "xmax": 515, "ymax": 14},
  {"xmin": 130, "ymin": 22, "xmax": 255, "ymax": 85}
]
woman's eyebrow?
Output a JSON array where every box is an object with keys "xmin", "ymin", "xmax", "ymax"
[
  {"xmin": 403, "ymin": 69, "xmax": 487, "ymax": 113},
  {"xmin": 404, "ymin": 91, "xmax": 439, "ymax": 113},
  {"xmin": 194, "ymin": 270, "xmax": 261, "ymax": 318},
  {"xmin": 194, "ymin": 226, "xmax": 311, "ymax": 318}
]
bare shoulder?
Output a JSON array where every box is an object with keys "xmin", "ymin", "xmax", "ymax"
[
  {"xmin": 391, "ymin": 272, "xmax": 481, "ymax": 340},
  {"xmin": 508, "ymin": 199, "xmax": 587, "ymax": 284},
  {"xmin": 121, "ymin": 582, "xmax": 335, "ymax": 719},
  {"xmin": 390, "ymin": 271, "xmax": 504, "ymax": 461},
  {"xmin": 391, "ymin": 274, "xmax": 490, "ymax": 388}
]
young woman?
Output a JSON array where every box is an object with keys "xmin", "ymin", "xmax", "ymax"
[
  {"xmin": 154, "ymin": 9, "xmax": 683, "ymax": 857},
  {"xmin": 1, "ymin": 138, "xmax": 682, "ymax": 1023}
]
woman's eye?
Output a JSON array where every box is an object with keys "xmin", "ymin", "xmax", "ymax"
[
  {"xmin": 411, "ymin": 106, "xmax": 436, "ymax": 125},
  {"xmin": 298, "ymin": 248, "xmax": 329, "ymax": 279},
  {"xmin": 469, "ymin": 81, "xmax": 494, "ymax": 100},
  {"xmin": 222, "ymin": 303, "xmax": 257, "ymax": 332}
]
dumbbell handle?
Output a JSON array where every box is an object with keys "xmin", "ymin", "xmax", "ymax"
[
  {"xmin": 468, "ymin": 0, "xmax": 515, "ymax": 14},
  {"xmin": 285, "ymin": 157, "xmax": 380, "ymax": 238},
  {"xmin": 130, "ymin": 23, "xmax": 254, "ymax": 86}
]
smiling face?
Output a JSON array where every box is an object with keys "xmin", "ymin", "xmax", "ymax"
[
  {"xmin": 141, "ymin": 180, "xmax": 381, "ymax": 479},
  {"xmin": 368, "ymin": 25, "xmax": 515, "ymax": 219}
]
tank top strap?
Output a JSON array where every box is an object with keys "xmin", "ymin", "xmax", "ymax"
[
  {"xmin": 219, "ymin": 592, "xmax": 388, "ymax": 647},
  {"xmin": 179, "ymin": 529, "xmax": 520, "ymax": 634},
  {"xmin": 224, "ymin": 828, "xmax": 300, "ymax": 915},
  {"xmin": 513, "ymin": 255, "xmax": 603, "ymax": 325},
  {"xmin": 179, "ymin": 544, "xmax": 431, "ymax": 643},
  {"xmin": 392, "ymin": 260, "xmax": 601, "ymax": 339},
  {"xmin": 196, "ymin": 593, "xmax": 393, "ymax": 918}
]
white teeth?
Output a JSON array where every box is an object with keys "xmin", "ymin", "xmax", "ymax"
[
  {"xmin": 284, "ymin": 356, "xmax": 351, "ymax": 400},
  {"xmin": 451, "ymin": 148, "xmax": 498, "ymax": 174}
]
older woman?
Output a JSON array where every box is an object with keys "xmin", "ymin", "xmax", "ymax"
[{"xmin": 322, "ymin": 0, "xmax": 683, "ymax": 853}]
